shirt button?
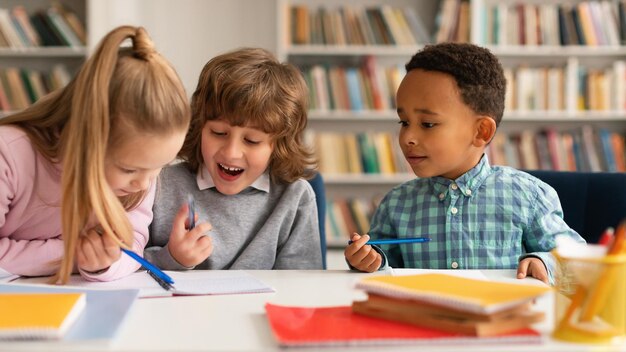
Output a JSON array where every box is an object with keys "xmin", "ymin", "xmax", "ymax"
[
  {"xmin": 451, "ymin": 261, "xmax": 459, "ymax": 269},
  {"xmin": 465, "ymin": 189, "xmax": 472, "ymax": 195},
  {"xmin": 438, "ymin": 193, "xmax": 445, "ymax": 200},
  {"xmin": 451, "ymin": 183, "xmax": 458, "ymax": 190},
  {"xmin": 450, "ymin": 207, "xmax": 458, "ymax": 214}
]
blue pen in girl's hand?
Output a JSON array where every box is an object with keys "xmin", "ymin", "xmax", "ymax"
[{"xmin": 187, "ymin": 194, "xmax": 196, "ymax": 230}]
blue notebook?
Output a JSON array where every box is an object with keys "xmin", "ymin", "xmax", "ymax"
[{"xmin": 0, "ymin": 284, "xmax": 138, "ymax": 341}]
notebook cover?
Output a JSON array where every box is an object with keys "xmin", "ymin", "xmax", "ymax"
[
  {"xmin": 355, "ymin": 273, "xmax": 551, "ymax": 314},
  {"xmin": 0, "ymin": 293, "xmax": 85, "ymax": 340},
  {"xmin": 265, "ymin": 303, "xmax": 542, "ymax": 347}
]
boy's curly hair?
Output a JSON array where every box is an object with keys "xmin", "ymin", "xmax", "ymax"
[{"xmin": 405, "ymin": 43, "xmax": 505, "ymax": 126}]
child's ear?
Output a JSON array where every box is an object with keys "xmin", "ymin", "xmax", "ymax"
[{"xmin": 473, "ymin": 116, "xmax": 496, "ymax": 147}]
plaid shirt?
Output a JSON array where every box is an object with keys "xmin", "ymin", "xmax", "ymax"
[{"xmin": 369, "ymin": 155, "xmax": 585, "ymax": 283}]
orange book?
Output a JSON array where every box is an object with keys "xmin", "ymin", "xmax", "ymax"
[
  {"xmin": 611, "ymin": 134, "xmax": 626, "ymax": 172},
  {"xmin": 0, "ymin": 293, "xmax": 85, "ymax": 340}
]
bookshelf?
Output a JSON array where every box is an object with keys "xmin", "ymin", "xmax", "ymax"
[
  {"xmin": 283, "ymin": 0, "xmax": 626, "ymax": 247},
  {"xmin": 0, "ymin": 0, "xmax": 88, "ymax": 115}
]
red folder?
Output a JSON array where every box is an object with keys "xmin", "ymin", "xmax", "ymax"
[{"xmin": 265, "ymin": 303, "xmax": 542, "ymax": 347}]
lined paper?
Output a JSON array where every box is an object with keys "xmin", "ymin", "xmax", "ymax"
[{"xmin": 66, "ymin": 270, "xmax": 274, "ymax": 298}]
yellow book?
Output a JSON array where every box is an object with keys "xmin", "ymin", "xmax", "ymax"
[
  {"xmin": 355, "ymin": 274, "xmax": 551, "ymax": 315},
  {"xmin": 0, "ymin": 292, "xmax": 86, "ymax": 340}
]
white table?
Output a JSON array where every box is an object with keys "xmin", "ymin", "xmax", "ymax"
[{"xmin": 3, "ymin": 269, "xmax": 626, "ymax": 351}]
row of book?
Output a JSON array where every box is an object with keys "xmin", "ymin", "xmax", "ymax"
[
  {"xmin": 487, "ymin": 126, "xmax": 626, "ymax": 173},
  {"xmin": 308, "ymin": 131, "xmax": 411, "ymax": 175},
  {"xmin": 0, "ymin": 4, "xmax": 86, "ymax": 48},
  {"xmin": 302, "ymin": 58, "xmax": 626, "ymax": 113},
  {"xmin": 302, "ymin": 57, "xmax": 404, "ymax": 111},
  {"xmin": 435, "ymin": 0, "xmax": 470, "ymax": 43},
  {"xmin": 325, "ymin": 197, "xmax": 378, "ymax": 245},
  {"xmin": 310, "ymin": 127, "xmax": 625, "ymax": 178},
  {"xmin": 289, "ymin": 4, "xmax": 429, "ymax": 46},
  {"xmin": 505, "ymin": 61, "xmax": 626, "ymax": 112},
  {"xmin": 482, "ymin": 1, "xmax": 626, "ymax": 46},
  {"xmin": 0, "ymin": 65, "xmax": 72, "ymax": 112}
]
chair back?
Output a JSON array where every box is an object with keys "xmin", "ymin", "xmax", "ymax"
[
  {"xmin": 525, "ymin": 170, "xmax": 626, "ymax": 243},
  {"xmin": 307, "ymin": 173, "xmax": 327, "ymax": 269}
]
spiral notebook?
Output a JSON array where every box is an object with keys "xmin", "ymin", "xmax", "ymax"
[
  {"xmin": 0, "ymin": 284, "xmax": 139, "ymax": 342},
  {"xmin": 265, "ymin": 303, "xmax": 542, "ymax": 347},
  {"xmin": 0, "ymin": 292, "xmax": 86, "ymax": 340},
  {"xmin": 355, "ymin": 273, "xmax": 551, "ymax": 314}
]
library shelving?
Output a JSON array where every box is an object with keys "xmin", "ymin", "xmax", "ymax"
[
  {"xmin": 0, "ymin": 0, "xmax": 88, "ymax": 116},
  {"xmin": 279, "ymin": 0, "xmax": 626, "ymax": 247}
]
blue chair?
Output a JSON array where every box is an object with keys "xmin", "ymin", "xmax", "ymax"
[
  {"xmin": 525, "ymin": 170, "xmax": 626, "ymax": 243},
  {"xmin": 307, "ymin": 172, "xmax": 327, "ymax": 269}
]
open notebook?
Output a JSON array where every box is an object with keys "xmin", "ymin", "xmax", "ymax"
[{"xmin": 65, "ymin": 270, "xmax": 274, "ymax": 298}]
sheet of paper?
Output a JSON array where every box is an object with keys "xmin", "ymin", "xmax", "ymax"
[
  {"xmin": 0, "ymin": 268, "xmax": 19, "ymax": 283},
  {"xmin": 65, "ymin": 270, "xmax": 274, "ymax": 298}
]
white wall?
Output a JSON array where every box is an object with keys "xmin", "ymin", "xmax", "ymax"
[{"xmin": 88, "ymin": 0, "xmax": 277, "ymax": 96}]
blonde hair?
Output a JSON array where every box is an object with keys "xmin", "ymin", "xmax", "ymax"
[
  {"xmin": 180, "ymin": 47, "xmax": 316, "ymax": 183},
  {"xmin": 0, "ymin": 26, "xmax": 190, "ymax": 283}
]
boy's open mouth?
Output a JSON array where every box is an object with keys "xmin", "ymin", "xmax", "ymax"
[{"xmin": 219, "ymin": 163, "xmax": 244, "ymax": 176}]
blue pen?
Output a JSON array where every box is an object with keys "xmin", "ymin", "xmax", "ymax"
[
  {"xmin": 347, "ymin": 237, "xmax": 431, "ymax": 245},
  {"xmin": 121, "ymin": 248, "xmax": 175, "ymax": 285},
  {"xmin": 187, "ymin": 194, "xmax": 196, "ymax": 230}
]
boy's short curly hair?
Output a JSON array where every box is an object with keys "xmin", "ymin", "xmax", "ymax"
[{"xmin": 405, "ymin": 43, "xmax": 506, "ymax": 126}]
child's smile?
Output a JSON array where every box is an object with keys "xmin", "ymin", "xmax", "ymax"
[{"xmin": 201, "ymin": 119, "xmax": 274, "ymax": 195}]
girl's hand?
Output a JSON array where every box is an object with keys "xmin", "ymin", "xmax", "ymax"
[
  {"xmin": 76, "ymin": 228, "xmax": 121, "ymax": 273},
  {"xmin": 344, "ymin": 233, "xmax": 382, "ymax": 272},
  {"xmin": 168, "ymin": 203, "xmax": 213, "ymax": 268}
]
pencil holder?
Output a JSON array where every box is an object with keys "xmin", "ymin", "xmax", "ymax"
[{"xmin": 553, "ymin": 250, "xmax": 626, "ymax": 344}]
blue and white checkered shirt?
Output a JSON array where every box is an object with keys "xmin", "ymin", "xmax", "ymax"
[{"xmin": 369, "ymin": 155, "xmax": 585, "ymax": 283}]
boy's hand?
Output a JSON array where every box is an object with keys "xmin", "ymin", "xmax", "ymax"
[
  {"xmin": 517, "ymin": 257, "xmax": 549, "ymax": 284},
  {"xmin": 168, "ymin": 203, "xmax": 213, "ymax": 268},
  {"xmin": 76, "ymin": 228, "xmax": 121, "ymax": 273},
  {"xmin": 344, "ymin": 233, "xmax": 382, "ymax": 273}
]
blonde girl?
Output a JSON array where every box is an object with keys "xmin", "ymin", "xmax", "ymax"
[
  {"xmin": 0, "ymin": 26, "xmax": 190, "ymax": 284},
  {"xmin": 146, "ymin": 48, "xmax": 322, "ymax": 270}
]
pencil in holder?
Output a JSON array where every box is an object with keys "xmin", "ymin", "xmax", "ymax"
[{"xmin": 553, "ymin": 250, "xmax": 626, "ymax": 344}]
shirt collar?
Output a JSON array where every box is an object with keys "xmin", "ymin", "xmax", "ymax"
[
  {"xmin": 196, "ymin": 164, "xmax": 271, "ymax": 193},
  {"xmin": 429, "ymin": 154, "xmax": 492, "ymax": 199}
]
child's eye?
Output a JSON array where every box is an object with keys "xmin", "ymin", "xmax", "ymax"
[
  {"xmin": 245, "ymin": 138, "xmax": 261, "ymax": 145},
  {"xmin": 211, "ymin": 129, "xmax": 226, "ymax": 136},
  {"xmin": 120, "ymin": 167, "xmax": 136, "ymax": 174},
  {"xmin": 397, "ymin": 120, "xmax": 408, "ymax": 127},
  {"xmin": 421, "ymin": 122, "xmax": 436, "ymax": 128}
]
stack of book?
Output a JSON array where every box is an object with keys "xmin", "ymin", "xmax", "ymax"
[{"xmin": 352, "ymin": 273, "xmax": 552, "ymax": 337}]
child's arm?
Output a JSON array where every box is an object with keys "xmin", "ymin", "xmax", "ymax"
[
  {"xmin": 273, "ymin": 191, "xmax": 323, "ymax": 269},
  {"xmin": 0, "ymin": 132, "xmax": 64, "ymax": 277},
  {"xmin": 520, "ymin": 180, "xmax": 586, "ymax": 285},
  {"xmin": 80, "ymin": 182, "xmax": 157, "ymax": 281}
]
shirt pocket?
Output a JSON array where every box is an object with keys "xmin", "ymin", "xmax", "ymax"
[{"xmin": 468, "ymin": 229, "xmax": 523, "ymax": 269}]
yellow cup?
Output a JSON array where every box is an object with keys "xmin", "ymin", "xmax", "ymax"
[{"xmin": 553, "ymin": 250, "xmax": 626, "ymax": 344}]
